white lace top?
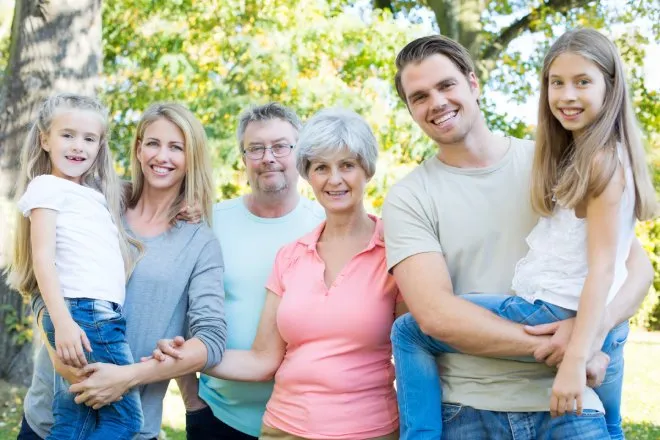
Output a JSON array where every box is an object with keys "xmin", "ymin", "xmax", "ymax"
[{"xmin": 511, "ymin": 148, "xmax": 636, "ymax": 311}]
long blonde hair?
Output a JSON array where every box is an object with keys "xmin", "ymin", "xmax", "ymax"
[
  {"xmin": 128, "ymin": 103, "xmax": 214, "ymax": 224},
  {"xmin": 7, "ymin": 93, "xmax": 137, "ymax": 297},
  {"xmin": 531, "ymin": 28, "xmax": 657, "ymax": 220}
]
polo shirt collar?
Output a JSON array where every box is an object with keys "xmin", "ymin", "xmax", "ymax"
[{"xmin": 298, "ymin": 214, "xmax": 384, "ymax": 251}]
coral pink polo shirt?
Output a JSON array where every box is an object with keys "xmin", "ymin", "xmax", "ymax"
[{"xmin": 263, "ymin": 215, "xmax": 401, "ymax": 439}]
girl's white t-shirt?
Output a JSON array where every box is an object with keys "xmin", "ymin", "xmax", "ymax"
[
  {"xmin": 18, "ymin": 174, "xmax": 126, "ymax": 305},
  {"xmin": 512, "ymin": 147, "xmax": 636, "ymax": 310}
]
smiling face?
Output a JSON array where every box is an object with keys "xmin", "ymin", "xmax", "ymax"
[
  {"xmin": 41, "ymin": 109, "xmax": 104, "ymax": 184},
  {"xmin": 136, "ymin": 117, "xmax": 187, "ymax": 192},
  {"xmin": 242, "ymin": 118, "xmax": 299, "ymax": 196},
  {"xmin": 547, "ymin": 52, "xmax": 606, "ymax": 136},
  {"xmin": 307, "ymin": 148, "xmax": 368, "ymax": 215},
  {"xmin": 400, "ymin": 54, "xmax": 481, "ymax": 146}
]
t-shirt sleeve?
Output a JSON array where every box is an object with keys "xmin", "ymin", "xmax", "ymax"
[
  {"xmin": 265, "ymin": 245, "xmax": 292, "ymax": 297},
  {"xmin": 382, "ymin": 182, "xmax": 443, "ymax": 272},
  {"xmin": 17, "ymin": 175, "xmax": 67, "ymax": 216}
]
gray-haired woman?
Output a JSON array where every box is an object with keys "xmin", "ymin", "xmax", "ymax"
[{"xmin": 157, "ymin": 108, "xmax": 406, "ymax": 439}]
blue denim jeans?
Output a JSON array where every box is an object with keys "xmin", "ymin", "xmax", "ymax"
[
  {"xmin": 440, "ymin": 404, "xmax": 609, "ymax": 439},
  {"xmin": 391, "ymin": 293, "xmax": 628, "ymax": 440},
  {"xmin": 42, "ymin": 298, "xmax": 143, "ymax": 440}
]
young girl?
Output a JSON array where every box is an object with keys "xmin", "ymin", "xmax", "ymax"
[
  {"xmin": 391, "ymin": 28, "xmax": 656, "ymax": 440},
  {"xmin": 7, "ymin": 93, "xmax": 143, "ymax": 439}
]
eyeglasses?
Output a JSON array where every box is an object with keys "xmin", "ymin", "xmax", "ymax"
[{"xmin": 243, "ymin": 143, "xmax": 295, "ymax": 160}]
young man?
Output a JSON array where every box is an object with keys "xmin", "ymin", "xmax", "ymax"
[{"xmin": 383, "ymin": 35, "xmax": 652, "ymax": 439}]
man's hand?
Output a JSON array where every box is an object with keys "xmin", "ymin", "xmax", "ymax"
[
  {"xmin": 69, "ymin": 363, "xmax": 132, "ymax": 409},
  {"xmin": 176, "ymin": 204, "xmax": 202, "ymax": 223},
  {"xmin": 54, "ymin": 318, "xmax": 92, "ymax": 368},
  {"xmin": 524, "ymin": 319, "xmax": 574, "ymax": 367},
  {"xmin": 586, "ymin": 351, "xmax": 610, "ymax": 388}
]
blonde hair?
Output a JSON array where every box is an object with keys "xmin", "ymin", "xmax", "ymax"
[
  {"xmin": 7, "ymin": 93, "xmax": 137, "ymax": 297},
  {"xmin": 532, "ymin": 28, "xmax": 657, "ymax": 220},
  {"xmin": 128, "ymin": 103, "xmax": 214, "ymax": 224}
]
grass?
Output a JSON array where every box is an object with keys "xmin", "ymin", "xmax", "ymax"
[{"xmin": 0, "ymin": 331, "xmax": 658, "ymax": 439}]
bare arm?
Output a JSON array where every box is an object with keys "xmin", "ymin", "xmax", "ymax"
[
  {"xmin": 206, "ymin": 291, "xmax": 286, "ymax": 381},
  {"xmin": 602, "ymin": 237, "xmax": 653, "ymax": 332},
  {"xmin": 393, "ymin": 252, "xmax": 546, "ymax": 357},
  {"xmin": 69, "ymin": 337, "xmax": 209, "ymax": 409},
  {"xmin": 31, "ymin": 208, "xmax": 90, "ymax": 368},
  {"xmin": 550, "ymin": 165, "xmax": 624, "ymax": 416},
  {"xmin": 526, "ymin": 237, "xmax": 653, "ymax": 366},
  {"xmin": 176, "ymin": 374, "xmax": 207, "ymax": 412}
]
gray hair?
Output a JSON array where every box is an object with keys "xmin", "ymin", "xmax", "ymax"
[
  {"xmin": 236, "ymin": 102, "xmax": 302, "ymax": 150},
  {"xmin": 296, "ymin": 108, "xmax": 378, "ymax": 180}
]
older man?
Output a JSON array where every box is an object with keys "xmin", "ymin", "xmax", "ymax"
[{"xmin": 182, "ymin": 103, "xmax": 324, "ymax": 440}]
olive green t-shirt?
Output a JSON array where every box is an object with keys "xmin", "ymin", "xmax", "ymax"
[{"xmin": 382, "ymin": 137, "xmax": 603, "ymax": 412}]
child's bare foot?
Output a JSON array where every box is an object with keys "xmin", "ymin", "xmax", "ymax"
[{"xmin": 586, "ymin": 351, "xmax": 610, "ymax": 388}]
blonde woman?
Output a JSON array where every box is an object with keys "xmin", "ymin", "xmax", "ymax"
[{"xmin": 19, "ymin": 102, "xmax": 227, "ymax": 440}]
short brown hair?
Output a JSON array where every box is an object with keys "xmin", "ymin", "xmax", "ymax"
[{"xmin": 394, "ymin": 35, "xmax": 476, "ymax": 104}]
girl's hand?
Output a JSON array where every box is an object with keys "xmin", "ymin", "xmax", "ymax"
[
  {"xmin": 550, "ymin": 356, "xmax": 586, "ymax": 417},
  {"xmin": 54, "ymin": 318, "xmax": 92, "ymax": 368}
]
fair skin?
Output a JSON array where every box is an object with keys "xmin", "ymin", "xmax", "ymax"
[
  {"xmin": 33, "ymin": 109, "xmax": 103, "ymax": 369},
  {"xmin": 158, "ymin": 149, "xmax": 407, "ymax": 383},
  {"xmin": 45, "ymin": 117, "xmax": 209, "ymax": 409},
  {"xmin": 395, "ymin": 53, "xmax": 652, "ymax": 371},
  {"xmin": 545, "ymin": 52, "xmax": 620, "ymax": 417},
  {"xmin": 242, "ymin": 118, "xmax": 301, "ymax": 218},
  {"xmin": 547, "ymin": 52, "xmax": 607, "ymax": 136},
  {"xmin": 174, "ymin": 117, "xmax": 303, "ymax": 411}
]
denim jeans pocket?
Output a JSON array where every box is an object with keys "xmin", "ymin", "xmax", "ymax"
[
  {"xmin": 577, "ymin": 409, "xmax": 605, "ymax": 418},
  {"xmin": 41, "ymin": 311, "xmax": 57, "ymax": 351},
  {"xmin": 605, "ymin": 321, "xmax": 629, "ymax": 351},
  {"xmin": 441, "ymin": 403, "xmax": 463, "ymax": 423},
  {"xmin": 69, "ymin": 299, "xmax": 124, "ymax": 330}
]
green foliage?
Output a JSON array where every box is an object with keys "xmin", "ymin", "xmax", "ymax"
[
  {"xmin": 0, "ymin": 305, "xmax": 32, "ymax": 347},
  {"xmin": 631, "ymin": 221, "xmax": 660, "ymax": 330}
]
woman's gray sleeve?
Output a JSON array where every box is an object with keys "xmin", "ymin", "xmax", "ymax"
[{"xmin": 186, "ymin": 236, "xmax": 227, "ymax": 370}]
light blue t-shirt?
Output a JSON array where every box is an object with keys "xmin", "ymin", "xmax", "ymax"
[{"xmin": 199, "ymin": 195, "xmax": 324, "ymax": 437}]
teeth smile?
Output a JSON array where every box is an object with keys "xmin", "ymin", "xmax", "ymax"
[
  {"xmin": 152, "ymin": 165, "xmax": 172, "ymax": 174},
  {"xmin": 66, "ymin": 156, "xmax": 85, "ymax": 162},
  {"xmin": 433, "ymin": 111, "xmax": 458, "ymax": 125},
  {"xmin": 561, "ymin": 109, "xmax": 582, "ymax": 116},
  {"xmin": 327, "ymin": 191, "xmax": 348, "ymax": 195}
]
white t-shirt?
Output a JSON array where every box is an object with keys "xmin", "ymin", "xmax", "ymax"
[
  {"xmin": 512, "ymin": 146, "xmax": 636, "ymax": 310},
  {"xmin": 18, "ymin": 175, "xmax": 126, "ymax": 305}
]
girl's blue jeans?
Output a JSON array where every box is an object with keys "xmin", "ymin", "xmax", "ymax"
[
  {"xmin": 42, "ymin": 298, "xmax": 143, "ymax": 440},
  {"xmin": 391, "ymin": 293, "xmax": 628, "ymax": 440}
]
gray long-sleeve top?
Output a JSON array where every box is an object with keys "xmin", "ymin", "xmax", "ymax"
[{"xmin": 25, "ymin": 221, "xmax": 227, "ymax": 439}]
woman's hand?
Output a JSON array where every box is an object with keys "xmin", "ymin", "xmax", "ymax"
[
  {"xmin": 550, "ymin": 356, "xmax": 586, "ymax": 417},
  {"xmin": 69, "ymin": 363, "xmax": 132, "ymax": 409},
  {"xmin": 54, "ymin": 318, "xmax": 92, "ymax": 368},
  {"xmin": 140, "ymin": 336, "xmax": 185, "ymax": 362}
]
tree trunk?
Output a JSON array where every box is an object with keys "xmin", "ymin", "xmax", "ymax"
[{"xmin": 0, "ymin": 0, "xmax": 102, "ymax": 386}]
